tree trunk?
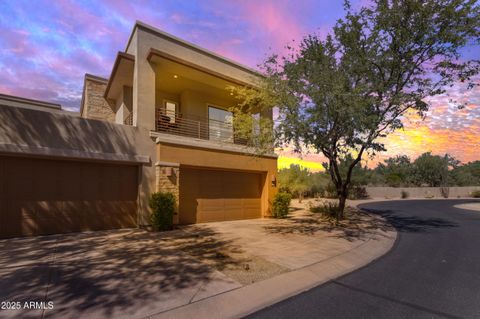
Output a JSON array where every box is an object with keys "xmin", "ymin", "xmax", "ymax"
[
  {"xmin": 337, "ymin": 185, "xmax": 348, "ymax": 221},
  {"xmin": 337, "ymin": 194, "xmax": 347, "ymax": 221}
]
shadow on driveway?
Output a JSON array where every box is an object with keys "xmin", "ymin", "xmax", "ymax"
[
  {"xmin": 0, "ymin": 227, "xmax": 242, "ymax": 318},
  {"xmin": 263, "ymin": 210, "xmax": 394, "ymax": 242}
]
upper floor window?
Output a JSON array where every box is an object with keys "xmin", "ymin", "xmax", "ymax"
[{"xmin": 208, "ymin": 106, "xmax": 233, "ymax": 142}]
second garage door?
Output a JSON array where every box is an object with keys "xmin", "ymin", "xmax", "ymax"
[
  {"xmin": 0, "ymin": 156, "xmax": 139, "ymax": 238},
  {"xmin": 179, "ymin": 167, "xmax": 263, "ymax": 223}
]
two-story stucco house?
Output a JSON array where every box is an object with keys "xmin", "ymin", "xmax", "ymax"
[{"xmin": 0, "ymin": 21, "xmax": 278, "ymax": 238}]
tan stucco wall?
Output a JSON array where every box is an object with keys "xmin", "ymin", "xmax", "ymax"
[
  {"xmin": 132, "ymin": 24, "xmax": 257, "ymax": 86},
  {"xmin": 179, "ymin": 89, "xmax": 235, "ymax": 119},
  {"xmin": 82, "ymin": 78, "xmax": 115, "ymax": 122},
  {"xmin": 365, "ymin": 186, "xmax": 480, "ymax": 199},
  {"xmin": 128, "ymin": 26, "xmax": 260, "ymax": 132},
  {"xmin": 155, "ymin": 90, "xmax": 180, "ymax": 108},
  {"xmin": 131, "ymin": 29, "xmax": 156, "ymax": 131},
  {"xmin": 114, "ymin": 86, "xmax": 134, "ymax": 124},
  {"xmin": 156, "ymin": 142, "xmax": 278, "ymax": 217},
  {"xmin": 0, "ymin": 105, "xmax": 156, "ymax": 227}
]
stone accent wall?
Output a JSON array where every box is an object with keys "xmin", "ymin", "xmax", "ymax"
[
  {"xmin": 83, "ymin": 77, "xmax": 115, "ymax": 122},
  {"xmin": 155, "ymin": 162, "xmax": 180, "ymax": 224}
]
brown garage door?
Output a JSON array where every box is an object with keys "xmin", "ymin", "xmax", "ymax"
[
  {"xmin": 0, "ymin": 156, "xmax": 138, "ymax": 238},
  {"xmin": 179, "ymin": 167, "xmax": 263, "ymax": 223}
]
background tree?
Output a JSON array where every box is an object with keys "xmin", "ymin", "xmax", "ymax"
[
  {"xmin": 375, "ymin": 155, "xmax": 413, "ymax": 187},
  {"xmin": 233, "ymin": 0, "xmax": 480, "ymax": 219},
  {"xmin": 411, "ymin": 152, "xmax": 458, "ymax": 186},
  {"xmin": 277, "ymin": 164, "xmax": 312, "ymax": 201},
  {"xmin": 450, "ymin": 161, "xmax": 480, "ymax": 186}
]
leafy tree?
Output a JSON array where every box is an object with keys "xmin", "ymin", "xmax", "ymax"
[
  {"xmin": 450, "ymin": 161, "xmax": 480, "ymax": 186},
  {"xmin": 232, "ymin": 0, "xmax": 479, "ymax": 219},
  {"xmin": 411, "ymin": 152, "xmax": 457, "ymax": 186},
  {"xmin": 375, "ymin": 155, "xmax": 413, "ymax": 186},
  {"xmin": 310, "ymin": 171, "xmax": 332, "ymax": 195},
  {"xmin": 277, "ymin": 164, "xmax": 312, "ymax": 201}
]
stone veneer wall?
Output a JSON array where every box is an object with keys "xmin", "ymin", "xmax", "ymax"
[
  {"xmin": 155, "ymin": 162, "xmax": 180, "ymax": 224},
  {"xmin": 83, "ymin": 78, "xmax": 115, "ymax": 122}
]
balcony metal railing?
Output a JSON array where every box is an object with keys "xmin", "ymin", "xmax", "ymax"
[
  {"xmin": 155, "ymin": 108, "xmax": 248, "ymax": 145},
  {"xmin": 124, "ymin": 112, "xmax": 133, "ymax": 126}
]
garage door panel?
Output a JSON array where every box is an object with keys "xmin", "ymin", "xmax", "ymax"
[
  {"xmin": 244, "ymin": 199, "xmax": 261, "ymax": 219},
  {"xmin": 120, "ymin": 179, "xmax": 139, "ymax": 200},
  {"xmin": 4, "ymin": 201, "xmax": 36, "ymax": 236},
  {"xmin": 33, "ymin": 178, "xmax": 59, "ymax": 200},
  {"xmin": 62, "ymin": 184, "xmax": 83, "ymax": 201},
  {"xmin": 197, "ymin": 210, "xmax": 225, "ymax": 223},
  {"xmin": 180, "ymin": 168, "xmax": 262, "ymax": 224},
  {"xmin": 222, "ymin": 206, "xmax": 244, "ymax": 220},
  {"xmin": 1, "ymin": 156, "xmax": 138, "ymax": 238},
  {"xmin": 35, "ymin": 201, "xmax": 64, "ymax": 219},
  {"xmin": 7, "ymin": 178, "xmax": 34, "ymax": 200},
  {"xmin": 200, "ymin": 175, "xmax": 223, "ymax": 198},
  {"xmin": 198, "ymin": 198, "xmax": 224, "ymax": 209},
  {"xmin": 243, "ymin": 198, "xmax": 261, "ymax": 208},
  {"xmin": 6, "ymin": 158, "xmax": 33, "ymax": 179}
]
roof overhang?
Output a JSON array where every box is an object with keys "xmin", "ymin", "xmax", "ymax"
[
  {"xmin": 0, "ymin": 93, "xmax": 62, "ymax": 110},
  {"xmin": 104, "ymin": 52, "xmax": 135, "ymax": 100},
  {"xmin": 128, "ymin": 21, "xmax": 261, "ymax": 78},
  {"xmin": 148, "ymin": 48, "xmax": 253, "ymax": 87}
]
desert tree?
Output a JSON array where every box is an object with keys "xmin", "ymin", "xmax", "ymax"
[{"xmin": 231, "ymin": 0, "xmax": 480, "ymax": 219}]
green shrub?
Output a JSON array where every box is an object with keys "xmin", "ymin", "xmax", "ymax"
[
  {"xmin": 309, "ymin": 201, "xmax": 339, "ymax": 219},
  {"xmin": 149, "ymin": 192, "xmax": 176, "ymax": 231},
  {"xmin": 401, "ymin": 190, "xmax": 409, "ymax": 199},
  {"xmin": 324, "ymin": 182, "xmax": 338, "ymax": 198},
  {"xmin": 272, "ymin": 192, "xmax": 292, "ymax": 218},
  {"xmin": 471, "ymin": 190, "xmax": 480, "ymax": 198},
  {"xmin": 348, "ymin": 185, "xmax": 369, "ymax": 200}
]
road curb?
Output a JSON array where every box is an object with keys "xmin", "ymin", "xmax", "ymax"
[{"xmin": 147, "ymin": 222, "xmax": 397, "ymax": 319}]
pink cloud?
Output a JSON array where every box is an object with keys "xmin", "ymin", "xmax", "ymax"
[{"xmin": 237, "ymin": 1, "xmax": 305, "ymax": 51}]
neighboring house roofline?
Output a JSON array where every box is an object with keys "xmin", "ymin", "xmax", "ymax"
[
  {"xmin": 80, "ymin": 73, "xmax": 109, "ymax": 116},
  {"xmin": 103, "ymin": 52, "xmax": 135, "ymax": 100},
  {"xmin": 125, "ymin": 20, "xmax": 261, "ymax": 77},
  {"xmin": 0, "ymin": 92, "xmax": 62, "ymax": 110}
]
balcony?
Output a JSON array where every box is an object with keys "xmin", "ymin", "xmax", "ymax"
[
  {"xmin": 123, "ymin": 112, "xmax": 133, "ymax": 126},
  {"xmin": 155, "ymin": 108, "xmax": 248, "ymax": 145}
]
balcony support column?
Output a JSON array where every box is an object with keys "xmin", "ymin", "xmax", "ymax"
[{"xmin": 132, "ymin": 33, "xmax": 156, "ymax": 130}]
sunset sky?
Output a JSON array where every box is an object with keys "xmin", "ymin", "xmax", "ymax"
[{"xmin": 0, "ymin": 0, "xmax": 478, "ymax": 170}]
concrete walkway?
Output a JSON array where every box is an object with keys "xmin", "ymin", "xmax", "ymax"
[
  {"xmin": 454, "ymin": 202, "xmax": 480, "ymax": 211},
  {"xmin": 0, "ymin": 200, "xmax": 396, "ymax": 319}
]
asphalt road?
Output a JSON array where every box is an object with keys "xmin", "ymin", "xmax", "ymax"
[{"xmin": 247, "ymin": 199, "xmax": 480, "ymax": 319}]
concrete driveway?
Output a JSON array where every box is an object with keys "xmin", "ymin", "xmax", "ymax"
[
  {"xmin": 0, "ymin": 201, "xmax": 393, "ymax": 319},
  {"xmin": 0, "ymin": 229, "xmax": 241, "ymax": 319}
]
